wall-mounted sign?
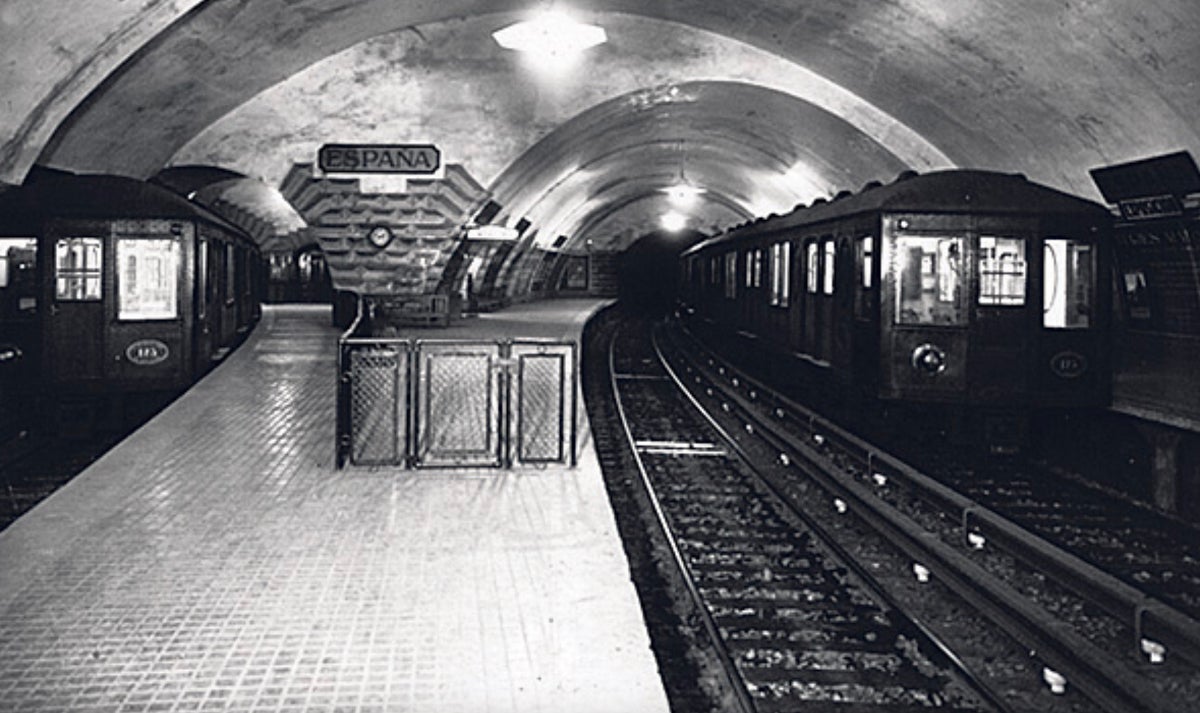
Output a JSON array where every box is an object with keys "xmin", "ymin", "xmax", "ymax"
[
  {"xmin": 1118, "ymin": 194, "xmax": 1183, "ymax": 221},
  {"xmin": 1049, "ymin": 350, "xmax": 1087, "ymax": 379},
  {"xmin": 318, "ymin": 144, "xmax": 441, "ymax": 174},
  {"xmin": 126, "ymin": 339, "xmax": 170, "ymax": 366},
  {"xmin": 466, "ymin": 225, "xmax": 520, "ymax": 241}
]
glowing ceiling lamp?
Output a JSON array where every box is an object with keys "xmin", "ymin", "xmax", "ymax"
[
  {"xmin": 662, "ymin": 139, "xmax": 705, "ymax": 206},
  {"xmin": 661, "ymin": 211, "xmax": 687, "ymax": 232},
  {"xmin": 492, "ymin": 11, "xmax": 607, "ymax": 59},
  {"xmin": 663, "ymin": 183, "xmax": 705, "ymax": 206}
]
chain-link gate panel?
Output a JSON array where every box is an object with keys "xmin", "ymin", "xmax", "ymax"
[
  {"xmin": 510, "ymin": 341, "xmax": 576, "ymax": 466},
  {"xmin": 346, "ymin": 342, "xmax": 409, "ymax": 466},
  {"xmin": 415, "ymin": 342, "xmax": 501, "ymax": 467}
]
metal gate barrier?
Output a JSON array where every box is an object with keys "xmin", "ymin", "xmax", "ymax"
[{"xmin": 336, "ymin": 338, "xmax": 576, "ymax": 469}]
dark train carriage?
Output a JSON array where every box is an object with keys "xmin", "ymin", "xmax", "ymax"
[
  {"xmin": 679, "ymin": 170, "xmax": 1112, "ymax": 420},
  {"xmin": 0, "ymin": 168, "xmax": 262, "ymax": 404}
]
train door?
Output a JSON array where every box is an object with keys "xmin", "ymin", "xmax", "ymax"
[
  {"xmin": 831, "ymin": 236, "xmax": 856, "ymax": 371},
  {"xmin": 788, "ymin": 238, "xmax": 804, "ymax": 352},
  {"xmin": 44, "ymin": 231, "xmax": 105, "ymax": 382},
  {"xmin": 815, "ymin": 236, "xmax": 836, "ymax": 361},
  {"xmin": 219, "ymin": 241, "xmax": 238, "ymax": 345},
  {"xmin": 880, "ymin": 216, "xmax": 969, "ymax": 400},
  {"xmin": 803, "ymin": 239, "xmax": 820, "ymax": 355},
  {"xmin": 1035, "ymin": 230, "xmax": 1108, "ymax": 404},
  {"xmin": 969, "ymin": 223, "xmax": 1031, "ymax": 403},
  {"xmin": 106, "ymin": 226, "xmax": 187, "ymax": 386},
  {"xmin": 194, "ymin": 233, "xmax": 220, "ymax": 373},
  {"xmin": 851, "ymin": 232, "xmax": 881, "ymax": 388}
]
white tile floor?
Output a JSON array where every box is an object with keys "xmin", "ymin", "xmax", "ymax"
[{"xmin": 0, "ymin": 302, "xmax": 668, "ymax": 713}]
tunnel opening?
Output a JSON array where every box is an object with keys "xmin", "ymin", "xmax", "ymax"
[{"xmin": 616, "ymin": 228, "xmax": 705, "ymax": 316}]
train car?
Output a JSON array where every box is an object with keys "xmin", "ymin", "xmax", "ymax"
[
  {"xmin": 678, "ymin": 169, "xmax": 1111, "ymax": 446},
  {"xmin": 0, "ymin": 168, "xmax": 263, "ymax": 431}
]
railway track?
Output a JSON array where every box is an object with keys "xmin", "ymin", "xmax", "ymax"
[
  {"xmin": 659, "ymin": 317, "xmax": 1198, "ymax": 713},
  {"xmin": 597, "ymin": 313, "xmax": 1006, "ymax": 712}
]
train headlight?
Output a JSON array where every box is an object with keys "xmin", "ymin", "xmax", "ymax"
[{"xmin": 911, "ymin": 343, "xmax": 947, "ymax": 375}]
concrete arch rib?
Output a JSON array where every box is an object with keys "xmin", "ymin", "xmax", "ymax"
[{"xmin": 485, "ymin": 80, "xmax": 912, "ymax": 252}]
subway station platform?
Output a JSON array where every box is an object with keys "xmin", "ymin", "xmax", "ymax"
[{"xmin": 0, "ymin": 301, "xmax": 670, "ymax": 713}]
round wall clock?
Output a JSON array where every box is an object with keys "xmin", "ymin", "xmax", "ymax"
[{"xmin": 367, "ymin": 225, "xmax": 394, "ymax": 249}]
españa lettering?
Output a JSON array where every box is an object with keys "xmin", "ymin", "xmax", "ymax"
[{"xmin": 318, "ymin": 144, "xmax": 441, "ymax": 174}]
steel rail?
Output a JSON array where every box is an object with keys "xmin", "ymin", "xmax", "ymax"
[
  {"xmin": 671, "ymin": 321, "xmax": 1200, "ymax": 670},
  {"xmin": 664, "ymin": 323, "xmax": 1191, "ymax": 713},
  {"xmin": 650, "ymin": 324, "xmax": 1014, "ymax": 713},
  {"xmin": 605, "ymin": 323, "xmax": 759, "ymax": 713}
]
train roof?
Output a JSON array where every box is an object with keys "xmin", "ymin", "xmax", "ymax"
[
  {"xmin": 685, "ymin": 169, "xmax": 1109, "ymax": 255},
  {"xmin": 0, "ymin": 167, "xmax": 254, "ymax": 241}
]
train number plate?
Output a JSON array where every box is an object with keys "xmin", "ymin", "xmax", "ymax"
[
  {"xmin": 1049, "ymin": 350, "xmax": 1087, "ymax": 378},
  {"xmin": 126, "ymin": 339, "xmax": 170, "ymax": 366}
]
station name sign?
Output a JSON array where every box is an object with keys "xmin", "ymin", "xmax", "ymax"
[
  {"xmin": 1118, "ymin": 194, "xmax": 1183, "ymax": 221},
  {"xmin": 318, "ymin": 144, "xmax": 441, "ymax": 174},
  {"xmin": 466, "ymin": 225, "xmax": 520, "ymax": 241}
]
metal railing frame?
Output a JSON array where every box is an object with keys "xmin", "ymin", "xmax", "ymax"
[{"xmin": 336, "ymin": 307, "xmax": 576, "ymax": 470}]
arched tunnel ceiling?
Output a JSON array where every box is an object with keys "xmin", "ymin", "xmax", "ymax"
[{"xmin": 2, "ymin": 0, "xmax": 1199, "ymax": 253}]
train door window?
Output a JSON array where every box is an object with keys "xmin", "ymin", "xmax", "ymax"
[
  {"xmin": 769, "ymin": 242, "xmax": 791, "ymax": 306},
  {"xmin": 117, "ymin": 237, "xmax": 181, "ymax": 320},
  {"xmin": 1043, "ymin": 238, "xmax": 1092, "ymax": 328},
  {"xmin": 822, "ymin": 239, "xmax": 835, "ymax": 295},
  {"xmin": 806, "ymin": 241, "xmax": 819, "ymax": 293},
  {"xmin": 54, "ymin": 237, "xmax": 102, "ymax": 301},
  {"xmin": 225, "ymin": 244, "xmax": 236, "ymax": 305},
  {"xmin": 724, "ymin": 253, "xmax": 737, "ymax": 299},
  {"xmin": 855, "ymin": 236, "xmax": 875, "ymax": 318},
  {"xmin": 751, "ymin": 249, "xmax": 763, "ymax": 288},
  {"xmin": 978, "ymin": 236, "xmax": 1026, "ymax": 306},
  {"xmin": 198, "ymin": 239, "xmax": 209, "ymax": 318},
  {"xmin": 894, "ymin": 235, "xmax": 965, "ymax": 325}
]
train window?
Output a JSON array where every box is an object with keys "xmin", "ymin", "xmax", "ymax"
[
  {"xmin": 1043, "ymin": 239, "xmax": 1092, "ymax": 328},
  {"xmin": 856, "ymin": 236, "xmax": 875, "ymax": 318},
  {"xmin": 769, "ymin": 242, "xmax": 791, "ymax": 307},
  {"xmin": 55, "ymin": 237, "xmax": 102, "ymax": 301},
  {"xmin": 822, "ymin": 240, "xmax": 835, "ymax": 295},
  {"xmin": 724, "ymin": 253, "xmax": 737, "ymax": 299},
  {"xmin": 859, "ymin": 236, "xmax": 874, "ymax": 289},
  {"xmin": 198, "ymin": 239, "xmax": 209, "ymax": 318},
  {"xmin": 751, "ymin": 249, "xmax": 763, "ymax": 288},
  {"xmin": 806, "ymin": 242, "xmax": 819, "ymax": 293},
  {"xmin": 117, "ymin": 237, "xmax": 181, "ymax": 320},
  {"xmin": 978, "ymin": 236, "xmax": 1026, "ymax": 306},
  {"xmin": 225, "ymin": 244, "xmax": 236, "ymax": 304},
  {"xmin": 894, "ymin": 235, "xmax": 964, "ymax": 325},
  {"xmin": 0, "ymin": 238, "xmax": 37, "ymax": 316}
]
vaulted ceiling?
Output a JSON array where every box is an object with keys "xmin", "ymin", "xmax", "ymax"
[{"xmin": 1, "ymin": 0, "xmax": 1197, "ymax": 253}]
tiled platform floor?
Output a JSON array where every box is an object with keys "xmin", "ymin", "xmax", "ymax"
[{"xmin": 0, "ymin": 302, "xmax": 669, "ymax": 713}]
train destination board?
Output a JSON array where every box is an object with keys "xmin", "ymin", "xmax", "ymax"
[{"xmin": 318, "ymin": 144, "xmax": 441, "ymax": 174}]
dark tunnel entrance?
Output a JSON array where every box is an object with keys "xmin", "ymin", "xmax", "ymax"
[{"xmin": 617, "ymin": 229, "xmax": 705, "ymax": 316}]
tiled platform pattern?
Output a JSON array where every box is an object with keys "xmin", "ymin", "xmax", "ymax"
[{"xmin": 0, "ymin": 303, "xmax": 668, "ymax": 712}]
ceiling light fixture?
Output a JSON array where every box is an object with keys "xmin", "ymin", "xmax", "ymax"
[
  {"xmin": 663, "ymin": 138, "xmax": 705, "ymax": 206},
  {"xmin": 664, "ymin": 183, "xmax": 705, "ymax": 206},
  {"xmin": 661, "ymin": 211, "xmax": 687, "ymax": 232},
  {"xmin": 493, "ymin": 10, "xmax": 607, "ymax": 58}
]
